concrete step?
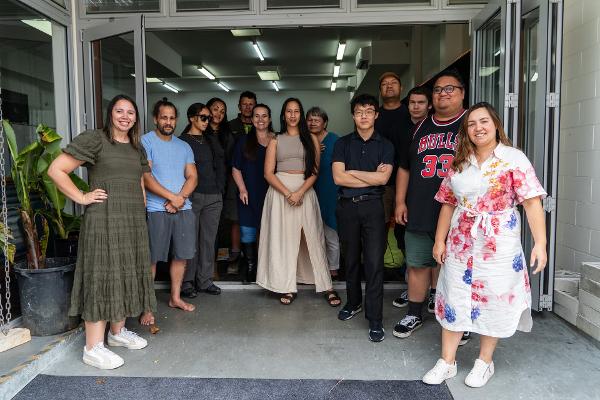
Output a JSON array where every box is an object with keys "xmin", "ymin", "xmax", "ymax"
[
  {"xmin": 580, "ymin": 277, "xmax": 600, "ymax": 298},
  {"xmin": 554, "ymin": 289, "xmax": 578, "ymax": 325},
  {"xmin": 576, "ymin": 314, "xmax": 600, "ymax": 342},
  {"xmin": 581, "ymin": 262, "xmax": 600, "ymax": 284}
]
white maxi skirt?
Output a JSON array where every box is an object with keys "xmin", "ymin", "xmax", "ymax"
[{"xmin": 256, "ymin": 172, "xmax": 332, "ymax": 294}]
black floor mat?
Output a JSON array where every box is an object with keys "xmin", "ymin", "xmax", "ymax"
[{"xmin": 14, "ymin": 375, "xmax": 454, "ymax": 400}]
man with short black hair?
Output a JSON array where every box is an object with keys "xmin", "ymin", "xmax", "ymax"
[
  {"xmin": 333, "ymin": 93, "xmax": 394, "ymax": 342},
  {"xmin": 140, "ymin": 99, "xmax": 198, "ymax": 325},
  {"xmin": 229, "ymin": 91, "xmax": 258, "ymax": 138},
  {"xmin": 393, "ymin": 70, "xmax": 470, "ymax": 346}
]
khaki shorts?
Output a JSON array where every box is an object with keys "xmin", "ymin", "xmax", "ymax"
[{"xmin": 405, "ymin": 230, "xmax": 437, "ymax": 268}]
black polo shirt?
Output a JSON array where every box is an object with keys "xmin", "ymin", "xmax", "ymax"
[
  {"xmin": 374, "ymin": 104, "xmax": 412, "ymax": 185},
  {"xmin": 332, "ymin": 130, "xmax": 394, "ymax": 198}
]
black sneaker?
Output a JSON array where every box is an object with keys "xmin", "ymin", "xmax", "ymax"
[
  {"xmin": 392, "ymin": 290, "xmax": 409, "ymax": 308},
  {"xmin": 337, "ymin": 304, "xmax": 363, "ymax": 321},
  {"xmin": 459, "ymin": 331, "xmax": 471, "ymax": 346},
  {"xmin": 181, "ymin": 288, "xmax": 198, "ymax": 299},
  {"xmin": 368, "ymin": 321, "xmax": 385, "ymax": 342},
  {"xmin": 392, "ymin": 315, "xmax": 423, "ymax": 338},
  {"xmin": 427, "ymin": 292, "xmax": 436, "ymax": 314}
]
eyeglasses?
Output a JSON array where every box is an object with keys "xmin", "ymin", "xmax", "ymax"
[
  {"xmin": 353, "ymin": 109, "xmax": 377, "ymax": 117},
  {"xmin": 196, "ymin": 114, "xmax": 211, "ymax": 122},
  {"xmin": 433, "ymin": 85, "xmax": 463, "ymax": 94}
]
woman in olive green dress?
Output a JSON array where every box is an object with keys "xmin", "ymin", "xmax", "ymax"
[{"xmin": 48, "ymin": 94, "xmax": 156, "ymax": 370}]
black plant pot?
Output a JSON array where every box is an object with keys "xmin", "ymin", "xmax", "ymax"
[
  {"xmin": 14, "ymin": 258, "xmax": 78, "ymax": 336},
  {"xmin": 52, "ymin": 236, "xmax": 79, "ymax": 258}
]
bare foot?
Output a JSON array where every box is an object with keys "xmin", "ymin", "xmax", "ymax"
[
  {"xmin": 169, "ymin": 298, "xmax": 196, "ymax": 312},
  {"xmin": 139, "ymin": 311, "xmax": 155, "ymax": 326}
]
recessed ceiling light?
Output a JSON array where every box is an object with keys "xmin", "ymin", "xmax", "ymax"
[
  {"xmin": 333, "ymin": 65, "xmax": 340, "ymax": 78},
  {"xmin": 336, "ymin": 41, "xmax": 346, "ymax": 61},
  {"xmin": 272, "ymin": 81, "xmax": 279, "ymax": 92},
  {"xmin": 197, "ymin": 66, "xmax": 216, "ymax": 80},
  {"xmin": 257, "ymin": 70, "xmax": 280, "ymax": 81},
  {"xmin": 217, "ymin": 81, "xmax": 230, "ymax": 92},
  {"xmin": 479, "ymin": 66, "xmax": 500, "ymax": 77},
  {"xmin": 162, "ymin": 82, "xmax": 179, "ymax": 93},
  {"xmin": 231, "ymin": 28, "xmax": 262, "ymax": 37},
  {"xmin": 331, "ymin": 81, "xmax": 337, "ymax": 91},
  {"xmin": 130, "ymin": 74, "xmax": 162, "ymax": 83},
  {"xmin": 21, "ymin": 19, "xmax": 52, "ymax": 36},
  {"xmin": 252, "ymin": 41, "xmax": 265, "ymax": 61}
]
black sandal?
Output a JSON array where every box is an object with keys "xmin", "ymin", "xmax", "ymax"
[
  {"xmin": 280, "ymin": 293, "xmax": 297, "ymax": 305},
  {"xmin": 325, "ymin": 290, "xmax": 341, "ymax": 307}
]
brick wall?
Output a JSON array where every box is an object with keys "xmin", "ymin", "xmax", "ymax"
[{"xmin": 558, "ymin": 0, "xmax": 600, "ymax": 273}]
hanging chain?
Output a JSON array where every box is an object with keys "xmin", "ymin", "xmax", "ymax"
[{"xmin": 0, "ymin": 66, "xmax": 12, "ymax": 335}]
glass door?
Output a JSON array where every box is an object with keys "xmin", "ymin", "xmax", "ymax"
[
  {"xmin": 471, "ymin": 0, "xmax": 521, "ymax": 141},
  {"xmin": 82, "ymin": 16, "xmax": 147, "ymax": 132},
  {"xmin": 472, "ymin": 0, "xmax": 563, "ymax": 311},
  {"xmin": 518, "ymin": 0, "xmax": 563, "ymax": 311}
]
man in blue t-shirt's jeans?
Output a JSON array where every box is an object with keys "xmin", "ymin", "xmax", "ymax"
[{"xmin": 140, "ymin": 99, "xmax": 198, "ymax": 325}]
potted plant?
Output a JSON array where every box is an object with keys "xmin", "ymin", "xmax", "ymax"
[{"xmin": 3, "ymin": 120, "xmax": 87, "ymax": 336}]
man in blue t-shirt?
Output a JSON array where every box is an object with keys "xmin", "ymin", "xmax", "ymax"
[{"xmin": 140, "ymin": 99, "xmax": 198, "ymax": 325}]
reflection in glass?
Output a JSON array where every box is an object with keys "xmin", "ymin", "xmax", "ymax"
[
  {"xmin": 520, "ymin": 13, "xmax": 539, "ymax": 153},
  {"xmin": 476, "ymin": 11, "xmax": 502, "ymax": 112},
  {"xmin": 176, "ymin": 0, "xmax": 249, "ymax": 11},
  {"xmin": 448, "ymin": 0, "xmax": 487, "ymax": 4},
  {"xmin": 84, "ymin": 0, "xmax": 160, "ymax": 14},
  {"xmin": 267, "ymin": 0, "xmax": 340, "ymax": 8},
  {"xmin": 91, "ymin": 33, "xmax": 136, "ymax": 128},
  {"xmin": 356, "ymin": 0, "xmax": 429, "ymax": 5}
]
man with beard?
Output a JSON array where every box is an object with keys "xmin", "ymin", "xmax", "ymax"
[
  {"xmin": 229, "ymin": 91, "xmax": 257, "ymax": 138},
  {"xmin": 393, "ymin": 70, "xmax": 470, "ymax": 347},
  {"xmin": 139, "ymin": 98, "xmax": 198, "ymax": 325}
]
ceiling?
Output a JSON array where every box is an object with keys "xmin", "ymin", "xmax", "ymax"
[{"xmin": 142, "ymin": 25, "xmax": 414, "ymax": 94}]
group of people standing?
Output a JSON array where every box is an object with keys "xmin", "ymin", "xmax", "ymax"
[{"xmin": 47, "ymin": 68, "xmax": 548, "ymax": 389}]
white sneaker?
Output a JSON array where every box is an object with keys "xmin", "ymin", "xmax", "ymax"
[
  {"xmin": 107, "ymin": 327, "xmax": 148, "ymax": 350},
  {"xmin": 464, "ymin": 359, "xmax": 495, "ymax": 387},
  {"xmin": 82, "ymin": 343, "xmax": 124, "ymax": 370},
  {"xmin": 422, "ymin": 358, "xmax": 457, "ymax": 385}
]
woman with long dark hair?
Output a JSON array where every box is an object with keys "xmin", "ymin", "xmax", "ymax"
[
  {"xmin": 423, "ymin": 102, "xmax": 547, "ymax": 387},
  {"xmin": 206, "ymin": 97, "xmax": 240, "ymax": 274},
  {"xmin": 178, "ymin": 103, "xmax": 226, "ymax": 297},
  {"xmin": 48, "ymin": 94, "xmax": 156, "ymax": 369},
  {"xmin": 256, "ymin": 98, "xmax": 340, "ymax": 306},
  {"xmin": 231, "ymin": 104, "xmax": 275, "ymax": 283}
]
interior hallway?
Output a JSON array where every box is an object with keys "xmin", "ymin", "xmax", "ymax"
[{"xmin": 34, "ymin": 288, "xmax": 600, "ymax": 400}]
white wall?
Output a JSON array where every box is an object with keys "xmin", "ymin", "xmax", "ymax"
[
  {"xmin": 557, "ymin": 0, "xmax": 600, "ymax": 272},
  {"xmin": 146, "ymin": 90, "xmax": 356, "ymax": 135}
]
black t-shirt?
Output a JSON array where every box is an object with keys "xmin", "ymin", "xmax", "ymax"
[
  {"xmin": 180, "ymin": 133, "xmax": 226, "ymax": 194},
  {"xmin": 399, "ymin": 110, "xmax": 466, "ymax": 233},
  {"xmin": 332, "ymin": 131, "xmax": 395, "ymax": 198},
  {"xmin": 374, "ymin": 104, "xmax": 412, "ymax": 185}
]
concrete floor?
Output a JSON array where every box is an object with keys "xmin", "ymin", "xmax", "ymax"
[{"xmin": 39, "ymin": 288, "xmax": 600, "ymax": 400}]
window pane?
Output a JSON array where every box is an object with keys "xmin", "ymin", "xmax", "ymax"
[
  {"xmin": 356, "ymin": 0, "xmax": 430, "ymax": 6},
  {"xmin": 267, "ymin": 0, "xmax": 340, "ymax": 9},
  {"xmin": 176, "ymin": 0, "xmax": 249, "ymax": 11},
  {"xmin": 476, "ymin": 11, "xmax": 502, "ymax": 112},
  {"xmin": 84, "ymin": 0, "xmax": 160, "ymax": 14},
  {"xmin": 447, "ymin": 0, "xmax": 487, "ymax": 4}
]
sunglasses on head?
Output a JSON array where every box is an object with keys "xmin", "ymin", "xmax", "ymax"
[{"xmin": 196, "ymin": 114, "xmax": 211, "ymax": 122}]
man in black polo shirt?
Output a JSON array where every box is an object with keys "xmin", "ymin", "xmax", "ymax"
[{"xmin": 333, "ymin": 94, "xmax": 394, "ymax": 342}]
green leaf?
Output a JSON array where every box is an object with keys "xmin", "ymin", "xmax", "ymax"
[
  {"xmin": 36, "ymin": 124, "xmax": 63, "ymax": 145},
  {"xmin": 2, "ymin": 120, "xmax": 19, "ymax": 164},
  {"xmin": 69, "ymin": 173, "xmax": 90, "ymax": 192}
]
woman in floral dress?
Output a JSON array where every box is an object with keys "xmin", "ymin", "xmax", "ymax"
[{"xmin": 422, "ymin": 102, "xmax": 547, "ymax": 388}]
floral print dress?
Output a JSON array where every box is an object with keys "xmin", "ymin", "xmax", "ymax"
[{"xmin": 434, "ymin": 143, "xmax": 546, "ymax": 338}]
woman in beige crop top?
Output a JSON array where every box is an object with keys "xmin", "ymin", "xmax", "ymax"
[{"xmin": 256, "ymin": 98, "xmax": 341, "ymax": 307}]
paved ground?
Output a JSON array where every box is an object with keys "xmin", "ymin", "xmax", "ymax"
[{"xmin": 37, "ymin": 288, "xmax": 600, "ymax": 400}]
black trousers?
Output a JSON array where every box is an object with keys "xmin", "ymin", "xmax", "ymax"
[{"xmin": 336, "ymin": 197, "xmax": 386, "ymax": 323}]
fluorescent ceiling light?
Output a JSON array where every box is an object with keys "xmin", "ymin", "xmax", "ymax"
[
  {"xmin": 253, "ymin": 41, "xmax": 265, "ymax": 61},
  {"xmin": 494, "ymin": 49, "xmax": 501, "ymax": 57},
  {"xmin": 272, "ymin": 81, "xmax": 279, "ymax": 92},
  {"xmin": 479, "ymin": 66, "xmax": 500, "ymax": 77},
  {"xmin": 161, "ymin": 82, "xmax": 179, "ymax": 93},
  {"xmin": 336, "ymin": 42, "xmax": 346, "ymax": 61},
  {"xmin": 217, "ymin": 82, "xmax": 230, "ymax": 92},
  {"xmin": 257, "ymin": 70, "xmax": 280, "ymax": 81},
  {"xmin": 531, "ymin": 71, "xmax": 538, "ymax": 82},
  {"xmin": 333, "ymin": 64, "xmax": 340, "ymax": 78},
  {"xmin": 21, "ymin": 19, "xmax": 52, "ymax": 36},
  {"xmin": 130, "ymin": 74, "xmax": 162, "ymax": 83},
  {"xmin": 331, "ymin": 81, "xmax": 337, "ymax": 92},
  {"xmin": 198, "ymin": 66, "xmax": 216, "ymax": 80},
  {"xmin": 231, "ymin": 28, "xmax": 262, "ymax": 37}
]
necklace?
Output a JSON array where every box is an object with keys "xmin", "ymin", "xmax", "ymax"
[{"xmin": 188, "ymin": 133, "xmax": 205, "ymax": 144}]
